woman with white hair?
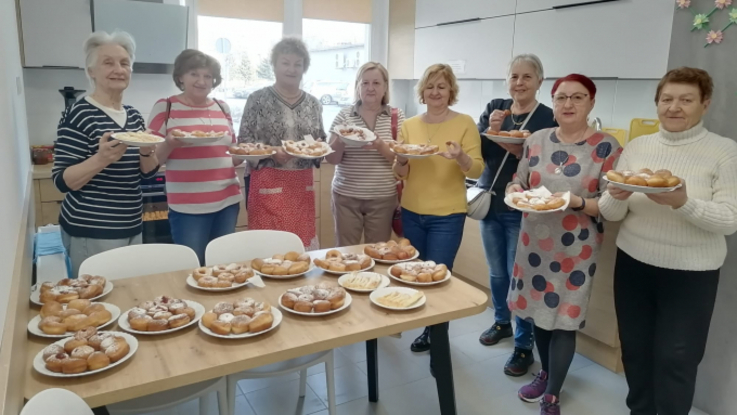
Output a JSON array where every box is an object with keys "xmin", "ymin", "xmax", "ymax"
[
  {"xmin": 52, "ymin": 31, "xmax": 159, "ymax": 277},
  {"xmin": 476, "ymin": 54, "xmax": 557, "ymax": 377}
]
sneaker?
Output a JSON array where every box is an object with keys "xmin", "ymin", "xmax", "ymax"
[
  {"xmin": 410, "ymin": 327, "xmax": 431, "ymax": 352},
  {"xmin": 479, "ymin": 323, "xmax": 513, "ymax": 346},
  {"xmin": 504, "ymin": 348, "xmax": 535, "ymax": 377},
  {"xmin": 540, "ymin": 394, "xmax": 560, "ymax": 415},
  {"xmin": 519, "ymin": 370, "xmax": 548, "ymax": 403}
]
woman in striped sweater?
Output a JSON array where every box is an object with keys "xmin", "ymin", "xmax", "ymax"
[
  {"xmin": 599, "ymin": 67, "xmax": 737, "ymax": 415},
  {"xmin": 149, "ymin": 50, "xmax": 242, "ymax": 265},
  {"xmin": 325, "ymin": 62, "xmax": 405, "ymax": 246},
  {"xmin": 53, "ymin": 31, "xmax": 159, "ymax": 278}
]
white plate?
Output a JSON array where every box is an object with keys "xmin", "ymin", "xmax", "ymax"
[
  {"xmin": 31, "ymin": 281, "xmax": 115, "ymax": 306},
  {"xmin": 390, "ymin": 149, "xmax": 440, "ymax": 159},
  {"xmin": 278, "ymin": 292, "xmax": 352, "ymax": 316},
  {"xmin": 602, "ymin": 177, "xmax": 682, "ymax": 194},
  {"xmin": 117, "ymin": 300, "xmax": 205, "ymax": 335},
  {"xmin": 110, "ymin": 132, "xmax": 164, "ymax": 147},
  {"xmin": 198, "ymin": 308, "xmax": 282, "ymax": 339},
  {"xmin": 504, "ymin": 191, "xmax": 571, "ymax": 214},
  {"xmin": 370, "ymin": 287, "xmax": 426, "ymax": 311},
  {"xmin": 226, "ymin": 151, "xmax": 276, "ymax": 161},
  {"xmin": 254, "ymin": 263, "xmax": 315, "ymax": 280},
  {"xmin": 338, "ymin": 272, "xmax": 391, "ymax": 293},
  {"xmin": 386, "ymin": 266, "xmax": 451, "ymax": 286},
  {"xmin": 175, "ymin": 135, "xmax": 225, "ymax": 144},
  {"xmin": 482, "ymin": 133, "xmax": 526, "ymax": 144},
  {"xmin": 283, "ymin": 145, "xmax": 334, "ymax": 160},
  {"xmin": 333, "ymin": 125, "xmax": 377, "ymax": 147},
  {"xmin": 186, "ymin": 274, "xmax": 250, "ymax": 292},
  {"xmin": 27, "ymin": 302, "xmax": 121, "ymax": 338},
  {"xmin": 372, "ymin": 250, "xmax": 421, "ymax": 265},
  {"xmin": 33, "ymin": 331, "xmax": 138, "ymax": 378},
  {"xmin": 316, "ymin": 258, "xmax": 375, "ymax": 275}
]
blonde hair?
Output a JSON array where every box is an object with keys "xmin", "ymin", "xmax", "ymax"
[
  {"xmin": 416, "ymin": 64, "xmax": 459, "ymax": 106},
  {"xmin": 354, "ymin": 62, "xmax": 390, "ymax": 106}
]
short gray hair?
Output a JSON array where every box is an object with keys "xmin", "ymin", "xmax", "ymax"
[
  {"xmin": 84, "ymin": 31, "xmax": 136, "ymax": 88},
  {"xmin": 508, "ymin": 53, "xmax": 544, "ymax": 81},
  {"xmin": 270, "ymin": 37, "xmax": 311, "ymax": 72}
]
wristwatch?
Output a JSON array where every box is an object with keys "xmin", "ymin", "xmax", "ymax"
[
  {"xmin": 572, "ymin": 197, "xmax": 586, "ymax": 211},
  {"xmin": 140, "ymin": 149, "xmax": 155, "ymax": 157}
]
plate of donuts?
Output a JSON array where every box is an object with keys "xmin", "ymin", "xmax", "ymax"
[
  {"xmin": 117, "ymin": 297, "xmax": 205, "ymax": 335},
  {"xmin": 34, "ymin": 330, "xmax": 138, "ymax": 378},
  {"xmin": 251, "ymin": 252, "xmax": 315, "ymax": 279},
  {"xmin": 278, "ymin": 283, "xmax": 352, "ymax": 316},
  {"xmin": 186, "ymin": 264, "xmax": 254, "ymax": 292},
  {"xmin": 31, "ymin": 277, "xmax": 114, "ymax": 306},
  {"xmin": 389, "ymin": 143, "xmax": 440, "ymax": 159},
  {"xmin": 333, "ymin": 125, "xmax": 377, "ymax": 147},
  {"xmin": 313, "ymin": 250, "xmax": 375, "ymax": 275},
  {"xmin": 199, "ymin": 299, "xmax": 281, "ymax": 339},
  {"xmin": 282, "ymin": 140, "xmax": 334, "ymax": 159},
  {"xmin": 482, "ymin": 129, "xmax": 530, "ymax": 144},
  {"xmin": 387, "ymin": 262, "xmax": 451, "ymax": 286},
  {"xmin": 604, "ymin": 169, "xmax": 682, "ymax": 194},
  {"xmin": 29, "ymin": 301, "xmax": 120, "ymax": 338},
  {"xmin": 504, "ymin": 187, "xmax": 570, "ymax": 213}
]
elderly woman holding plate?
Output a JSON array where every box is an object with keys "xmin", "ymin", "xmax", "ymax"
[
  {"xmin": 393, "ymin": 63, "xmax": 484, "ymax": 357},
  {"xmin": 325, "ymin": 62, "xmax": 405, "ymax": 246},
  {"xmin": 600, "ymin": 67, "xmax": 737, "ymax": 415},
  {"xmin": 148, "ymin": 49, "xmax": 242, "ymax": 265},
  {"xmin": 506, "ymin": 74, "xmax": 621, "ymax": 414},
  {"xmin": 53, "ymin": 31, "xmax": 158, "ymax": 278},
  {"xmin": 238, "ymin": 37, "xmax": 326, "ymax": 250}
]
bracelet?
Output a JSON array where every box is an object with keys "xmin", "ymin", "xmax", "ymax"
[
  {"xmin": 572, "ymin": 197, "xmax": 586, "ymax": 211},
  {"xmin": 140, "ymin": 150, "xmax": 155, "ymax": 157},
  {"xmin": 397, "ymin": 159, "xmax": 409, "ymax": 167}
]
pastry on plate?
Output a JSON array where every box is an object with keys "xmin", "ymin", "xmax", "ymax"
[
  {"xmin": 313, "ymin": 251, "xmax": 372, "ymax": 272},
  {"xmin": 363, "ymin": 239, "xmax": 417, "ymax": 261},
  {"xmin": 280, "ymin": 283, "xmax": 347, "ymax": 314},
  {"xmin": 375, "ymin": 291, "xmax": 425, "ymax": 308},
  {"xmin": 201, "ymin": 297, "xmax": 274, "ymax": 335},
  {"xmin": 38, "ymin": 276, "xmax": 107, "ymax": 304},
  {"xmin": 126, "ymin": 295, "xmax": 193, "ymax": 332},
  {"xmin": 251, "ymin": 252, "xmax": 311, "ymax": 276},
  {"xmin": 389, "ymin": 261, "xmax": 449, "ymax": 284},
  {"xmin": 192, "ymin": 264, "xmax": 253, "ymax": 287}
]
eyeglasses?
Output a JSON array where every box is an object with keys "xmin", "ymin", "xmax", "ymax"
[{"xmin": 553, "ymin": 93, "xmax": 589, "ymax": 105}]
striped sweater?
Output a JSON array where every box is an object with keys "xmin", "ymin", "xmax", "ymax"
[
  {"xmin": 148, "ymin": 96, "xmax": 241, "ymax": 214},
  {"xmin": 53, "ymin": 98, "xmax": 158, "ymax": 239},
  {"xmin": 599, "ymin": 122, "xmax": 737, "ymax": 271}
]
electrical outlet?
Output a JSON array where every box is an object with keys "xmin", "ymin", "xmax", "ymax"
[{"xmin": 16, "ymin": 76, "xmax": 22, "ymax": 95}]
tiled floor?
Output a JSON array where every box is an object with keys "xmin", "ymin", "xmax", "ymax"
[{"xmin": 138, "ymin": 308, "xmax": 709, "ymax": 415}]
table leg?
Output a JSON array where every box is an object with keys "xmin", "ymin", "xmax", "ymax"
[
  {"xmin": 431, "ymin": 323, "xmax": 456, "ymax": 415},
  {"xmin": 92, "ymin": 406, "xmax": 111, "ymax": 415},
  {"xmin": 366, "ymin": 338, "xmax": 379, "ymax": 402}
]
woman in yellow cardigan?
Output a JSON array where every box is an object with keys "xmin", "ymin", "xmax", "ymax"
[{"xmin": 394, "ymin": 64, "xmax": 483, "ymax": 361}]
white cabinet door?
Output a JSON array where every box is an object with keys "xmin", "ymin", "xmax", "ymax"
[
  {"xmin": 414, "ymin": 16, "xmax": 515, "ymax": 79},
  {"xmin": 516, "ymin": 0, "xmax": 599, "ymax": 14},
  {"xmin": 415, "ymin": 0, "xmax": 516, "ymax": 28},
  {"xmin": 20, "ymin": 0, "xmax": 92, "ymax": 68},
  {"xmin": 512, "ymin": 0, "xmax": 674, "ymax": 78}
]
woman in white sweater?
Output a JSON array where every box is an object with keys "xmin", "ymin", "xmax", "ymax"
[{"xmin": 599, "ymin": 67, "xmax": 737, "ymax": 415}]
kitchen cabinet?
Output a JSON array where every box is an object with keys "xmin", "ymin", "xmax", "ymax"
[
  {"xmin": 19, "ymin": 0, "xmax": 92, "ymax": 68},
  {"xmin": 512, "ymin": 0, "xmax": 674, "ymax": 78},
  {"xmin": 515, "ymin": 0, "xmax": 607, "ymax": 14},
  {"xmin": 414, "ymin": 16, "xmax": 515, "ymax": 79},
  {"xmin": 415, "ymin": 0, "xmax": 516, "ymax": 28}
]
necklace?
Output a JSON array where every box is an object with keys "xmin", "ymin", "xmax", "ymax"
[
  {"xmin": 422, "ymin": 111, "xmax": 449, "ymax": 143},
  {"xmin": 510, "ymin": 100, "xmax": 538, "ymax": 126},
  {"xmin": 554, "ymin": 127, "xmax": 588, "ymax": 175},
  {"xmin": 554, "ymin": 153, "xmax": 570, "ymax": 175}
]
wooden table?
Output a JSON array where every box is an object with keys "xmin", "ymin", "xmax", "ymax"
[{"xmin": 24, "ymin": 246, "xmax": 488, "ymax": 414}]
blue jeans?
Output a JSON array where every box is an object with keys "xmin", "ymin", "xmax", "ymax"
[
  {"xmin": 480, "ymin": 209, "xmax": 534, "ymax": 350},
  {"xmin": 401, "ymin": 209, "xmax": 465, "ymax": 271},
  {"xmin": 169, "ymin": 203, "xmax": 240, "ymax": 265}
]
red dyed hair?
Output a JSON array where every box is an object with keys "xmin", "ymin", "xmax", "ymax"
[{"xmin": 551, "ymin": 74, "xmax": 597, "ymax": 99}]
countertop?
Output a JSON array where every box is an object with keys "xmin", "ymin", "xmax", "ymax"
[{"xmin": 32, "ymin": 163, "xmax": 247, "ymax": 180}]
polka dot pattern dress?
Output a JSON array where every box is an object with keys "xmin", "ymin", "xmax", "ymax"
[{"xmin": 507, "ymin": 128, "xmax": 622, "ymax": 331}]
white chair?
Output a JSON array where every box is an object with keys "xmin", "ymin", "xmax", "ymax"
[
  {"xmin": 21, "ymin": 389, "xmax": 94, "ymax": 415},
  {"xmin": 205, "ymin": 230, "xmax": 337, "ymax": 415},
  {"xmin": 79, "ymin": 244, "xmax": 228, "ymax": 415}
]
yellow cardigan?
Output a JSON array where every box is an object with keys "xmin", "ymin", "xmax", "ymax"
[{"xmin": 398, "ymin": 114, "xmax": 484, "ymax": 216}]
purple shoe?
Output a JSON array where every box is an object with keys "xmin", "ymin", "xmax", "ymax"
[
  {"xmin": 540, "ymin": 394, "xmax": 560, "ymax": 415},
  {"xmin": 518, "ymin": 370, "xmax": 548, "ymax": 402}
]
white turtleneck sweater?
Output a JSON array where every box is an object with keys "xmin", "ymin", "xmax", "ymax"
[{"xmin": 598, "ymin": 122, "xmax": 737, "ymax": 271}]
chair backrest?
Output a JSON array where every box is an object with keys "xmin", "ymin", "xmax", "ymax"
[
  {"xmin": 78, "ymin": 244, "xmax": 200, "ymax": 279},
  {"xmin": 21, "ymin": 389, "xmax": 94, "ymax": 415},
  {"xmin": 629, "ymin": 118, "xmax": 660, "ymax": 141},
  {"xmin": 205, "ymin": 230, "xmax": 304, "ymax": 266},
  {"xmin": 602, "ymin": 128, "xmax": 629, "ymax": 147}
]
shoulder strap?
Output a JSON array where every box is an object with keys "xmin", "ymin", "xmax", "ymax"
[
  {"xmin": 213, "ymin": 98, "xmax": 227, "ymax": 114},
  {"xmin": 391, "ymin": 107, "xmax": 399, "ymax": 141},
  {"xmin": 484, "ymin": 102, "xmax": 541, "ymax": 189},
  {"xmin": 164, "ymin": 97, "xmax": 172, "ymax": 130}
]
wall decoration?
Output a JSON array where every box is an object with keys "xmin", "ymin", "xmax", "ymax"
[{"xmin": 677, "ymin": 1, "xmax": 737, "ymax": 46}]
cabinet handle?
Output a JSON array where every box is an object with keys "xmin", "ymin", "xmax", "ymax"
[
  {"xmin": 437, "ymin": 17, "xmax": 481, "ymax": 27},
  {"xmin": 553, "ymin": 0, "xmax": 620, "ymax": 10}
]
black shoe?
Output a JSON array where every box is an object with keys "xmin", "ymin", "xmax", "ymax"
[
  {"xmin": 411, "ymin": 327, "xmax": 431, "ymax": 352},
  {"xmin": 479, "ymin": 323, "xmax": 513, "ymax": 346},
  {"xmin": 504, "ymin": 347, "xmax": 534, "ymax": 377}
]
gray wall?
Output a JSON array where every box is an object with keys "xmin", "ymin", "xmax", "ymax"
[{"xmin": 668, "ymin": 8, "xmax": 737, "ymax": 415}]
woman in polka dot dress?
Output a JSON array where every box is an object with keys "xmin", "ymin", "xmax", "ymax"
[{"xmin": 506, "ymin": 74, "xmax": 622, "ymax": 415}]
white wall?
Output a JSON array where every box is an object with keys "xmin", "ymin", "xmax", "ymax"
[
  {"xmin": 24, "ymin": 68, "xmax": 179, "ymax": 145},
  {"xmin": 0, "ymin": 0, "xmax": 31, "ymax": 343},
  {"xmin": 394, "ymin": 78, "xmax": 659, "ymax": 132}
]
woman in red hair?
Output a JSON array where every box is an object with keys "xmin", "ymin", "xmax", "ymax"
[{"xmin": 505, "ymin": 74, "xmax": 622, "ymax": 414}]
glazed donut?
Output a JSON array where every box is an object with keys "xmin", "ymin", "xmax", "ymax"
[
  {"xmin": 212, "ymin": 265, "xmax": 228, "ymax": 276},
  {"xmin": 39, "ymin": 316, "xmax": 67, "ymax": 335},
  {"xmin": 58, "ymin": 279, "xmax": 74, "ymax": 286},
  {"xmin": 67, "ymin": 299, "xmax": 91, "ymax": 312},
  {"xmin": 316, "ymin": 282, "xmax": 333, "ymax": 291},
  {"xmin": 218, "ymin": 313, "xmax": 235, "ymax": 324},
  {"xmin": 138, "ymin": 301, "xmax": 156, "ymax": 310},
  {"xmin": 84, "ymin": 303, "xmax": 106, "ymax": 315},
  {"xmin": 281, "ymin": 293, "xmax": 298, "ymax": 309},
  {"xmin": 105, "ymin": 341, "xmax": 130, "ymax": 363},
  {"xmin": 40, "ymin": 281, "xmax": 56, "ymax": 294},
  {"xmin": 45, "ymin": 353, "xmax": 68, "ymax": 373},
  {"xmin": 74, "ymin": 326, "xmax": 97, "ymax": 340},
  {"xmin": 127, "ymin": 307, "xmax": 148, "ymax": 320},
  {"xmin": 175, "ymin": 307, "xmax": 196, "ymax": 320},
  {"xmin": 40, "ymin": 301, "xmax": 63, "ymax": 318},
  {"xmin": 625, "ymin": 176, "xmax": 648, "ymax": 186},
  {"xmin": 214, "ymin": 279, "xmax": 233, "ymax": 288},
  {"xmin": 55, "ymin": 290, "xmax": 79, "ymax": 303},
  {"xmin": 78, "ymin": 284, "xmax": 103, "ymax": 300},
  {"xmin": 39, "ymin": 290, "xmax": 58, "ymax": 304},
  {"xmin": 248, "ymin": 312, "xmax": 273, "ymax": 332},
  {"xmin": 193, "ymin": 267, "xmax": 210, "ymax": 281},
  {"xmin": 509, "ymin": 130, "xmax": 525, "ymax": 138},
  {"xmin": 147, "ymin": 305, "xmax": 169, "ymax": 315},
  {"xmin": 543, "ymin": 197, "xmax": 566, "ymax": 210},
  {"xmin": 230, "ymin": 315, "xmax": 252, "ymax": 334},
  {"xmin": 653, "ymin": 169, "xmax": 673, "ymax": 179},
  {"xmin": 294, "ymin": 301, "xmax": 313, "ymax": 313},
  {"xmin": 88, "ymin": 276, "xmax": 106, "ymax": 287},
  {"xmin": 88, "ymin": 333, "xmax": 113, "ymax": 350},
  {"xmin": 209, "ymin": 320, "xmax": 231, "ymax": 335},
  {"xmin": 298, "ymin": 294, "xmax": 315, "ymax": 304},
  {"xmin": 88, "ymin": 310, "xmax": 113, "ymax": 327},
  {"xmin": 255, "ymin": 301, "xmax": 271, "ymax": 313},
  {"xmin": 198, "ymin": 276, "xmax": 218, "ymax": 288},
  {"xmin": 638, "ymin": 168, "xmax": 654, "ymax": 175},
  {"xmin": 313, "ymin": 300, "xmax": 332, "ymax": 313},
  {"xmin": 606, "ymin": 170, "xmax": 626, "ymax": 183},
  {"xmin": 100, "ymin": 336, "xmax": 122, "ymax": 351},
  {"xmin": 168, "ymin": 314, "xmax": 191, "ymax": 328},
  {"xmin": 64, "ymin": 337, "xmax": 88, "ymax": 354},
  {"xmin": 312, "ymin": 289, "xmax": 330, "ymax": 301},
  {"xmin": 234, "ymin": 306, "xmax": 255, "ymax": 317},
  {"xmin": 147, "ymin": 319, "xmax": 169, "ymax": 332},
  {"xmin": 202, "ymin": 312, "xmax": 218, "ymax": 329},
  {"xmin": 398, "ymin": 237, "xmax": 411, "ymax": 246},
  {"xmin": 58, "ymin": 308, "xmax": 82, "ymax": 319},
  {"xmin": 646, "ymin": 176, "xmax": 668, "ymax": 187},
  {"xmin": 250, "ymin": 258, "xmax": 264, "ymax": 271},
  {"xmin": 154, "ymin": 295, "xmax": 175, "ymax": 306},
  {"xmin": 345, "ymin": 261, "xmax": 361, "ymax": 272},
  {"xmin": 87, "ymin": 351, "xmax": 111, "ymax": 371},
  {"xmin": 327, "ymin": 289, "xmax": 346, "ymax": 309},
  {"xmin": 62, "ymin": 357, "xmax": 88, "ymax": 374},
  {"xmin": 326, "ymin": 249, "xmax": 342, "ymax": 260},
  {"xmin": 129, "ymin": 315, "xmax": 152, "ymax": 331},
  {"xmin": 167, "ymin": 301, "xmax": 186, "ymax": 312},
  {"xmin": 297, "ymin": 253, "xmax": 311, "ymax": 262},
  {"xmin": 225, "ymin": 263, "xmax": 243, "ymax": 273},
  {"xmin": 666, "ymin": 176, "xmax": 681, "ymax": 187},
  {"xmin": 64, "ymin": 314, "xmax": 91, "ymax": 331},
  {"xmin": 233, "ymin": 270, "xmax": 251, "ymax": 284},
  {"xmin": 43, "ymin": 344, "xmax": 65, "ymax": 360},
  {"xmin": 218, "ymin": 273, "xmax": 235, "ymax": 283},
  {"xmin": 416, "ymin": 273, "xmax": 432, "ymax": 283},
  {"xmin": 235, "ymin": 298, "xmax": 256, "ymax": 309},
  {"xmin": 213, "ymin": 302, "xmax": 234, "ymax": 315},
  {"xmin": 71, "ymin": 345, "xmax": 95, "ymax": 360},
  {"xmin": 273, "ymin": 265, "xmax": 289, "ymax": 275}
]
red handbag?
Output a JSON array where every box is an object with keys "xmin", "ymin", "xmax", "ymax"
[{"xmin": 390, "ymin": 108, "xmax": 404, "ymax": 237}]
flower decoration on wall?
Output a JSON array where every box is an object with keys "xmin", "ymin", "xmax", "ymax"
[
  {"xmin": 693, "ymin": 13, "xmax": 711, "ymax": 29},
  {"xmin": 730, "ymin": 7, "xmax": 737, "ymax": 21},
  {"xmin": 678, "ymin": 0, "xmax": 692, "ymax": 8},
  {"xmin": 715, "ymin": 0, "xmax": 732, "ymax": 9},
  {"xmin": 706, "ymin": 29, "xmax": 725, "ymax": 42},
  {"xmin": 679, "ymin": 1, "xmax": 736, "ymax": 46}
]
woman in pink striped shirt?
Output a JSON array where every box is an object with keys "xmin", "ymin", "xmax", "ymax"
[{"xmin": 149, "ymin": 49, "xmax": 242, "ymax": 264}]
